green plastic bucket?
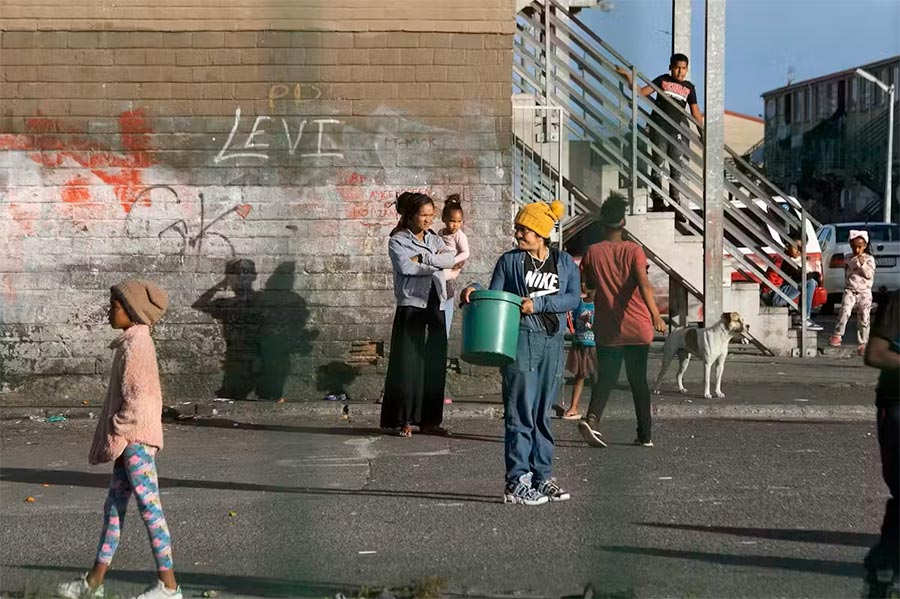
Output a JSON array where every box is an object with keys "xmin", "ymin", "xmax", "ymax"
[{"xmin": 460, "ymin": 290, "xmax": 523, "ymax": 367}]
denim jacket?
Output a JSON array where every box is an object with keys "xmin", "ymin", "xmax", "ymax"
[
  {"xmin": 389, "ymin": 229, "xmax": 456, "ymax": 309},
  {"xmin": 472, "ymin": 248, "xmax": 581, "ymax": 336}
]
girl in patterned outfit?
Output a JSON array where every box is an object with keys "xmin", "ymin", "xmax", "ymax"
[
  {"xmin": 829, "ymin": 230, "xmax": 877, "ymax": 356},
  {"xmin": 57, "ymin": 280, "xmax": 181, "ymax": 599}
]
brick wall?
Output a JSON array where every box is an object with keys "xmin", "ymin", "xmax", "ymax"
[{"xmin": 0, "ymin": 1, "xmax": 515, "ymax": 403}]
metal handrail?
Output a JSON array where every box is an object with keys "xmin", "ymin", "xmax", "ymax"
[{"xmin": 514, "ymin": 0, "xmax": 816, "ymax": 302}]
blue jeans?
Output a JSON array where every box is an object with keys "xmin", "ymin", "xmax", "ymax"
[
  {"xmin": 501, "ymin": 329, "xmax": 564, "ymax": 486},
  {"xmin": 772, "ymin": 279, "xmax": 817, "ymax": 316}
]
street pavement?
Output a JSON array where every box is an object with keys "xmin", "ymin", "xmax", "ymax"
[{"xmin": 0, "ymin": 412, "xmax": 888, "ymax": 598}]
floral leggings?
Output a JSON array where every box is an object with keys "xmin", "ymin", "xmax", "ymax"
[
  {"xmin": 96, "ymin": 443, "xmax": 173, "ymax": 571},
  {"xmin": 834, "ymin": 290, "xmax": 873, "ymax": 345}
]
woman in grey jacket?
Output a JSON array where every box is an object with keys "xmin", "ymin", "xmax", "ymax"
[
  {"xmin": 461, "ymin": 200, "xmax": 580, "ymax": 505},
  {"xmin": 381, "ymin": 192, "xmax": 456, "ymax": 437}
]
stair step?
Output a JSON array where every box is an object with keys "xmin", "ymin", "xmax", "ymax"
[
  {"xmin": 759, "ymin": 306, "xmax": 790, "ymax": 315},
  {"xmin": 642, "ymin": 212, "xmax": 675, "ymax": 221},
  {"xmin": 675, "ymin": 236, "xmax": 703, "ymax": 244}
]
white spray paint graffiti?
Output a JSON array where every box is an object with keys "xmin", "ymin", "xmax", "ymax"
[{"xmin": 214, "ymin": 107, "xmax": 344, "ymax": 163}]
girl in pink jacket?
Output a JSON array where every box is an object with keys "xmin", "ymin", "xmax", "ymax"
[
  {"xmin": 829, "ymin": 230, "xmax": 877, "ymax": 355},
  {"xmin": 57, "ymin": 280, "xmax": 181, "ymax": 599}
]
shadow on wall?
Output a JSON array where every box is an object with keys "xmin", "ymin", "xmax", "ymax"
[
  {"xmin": 192, "ymin": 259, "xmax": 319, "ymax": 401},
  {"xmin": 315, "ymin": 361, "xmax": 359, "ymax": 397}
]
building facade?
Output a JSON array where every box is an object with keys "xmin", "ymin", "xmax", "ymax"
[
  {"xmin": 0, "ymin": 1, "xmax": 515, "ymax": 404},
  {"xmin": 761, "ymin": 56, "xmax": 899, "ymax": 221}
]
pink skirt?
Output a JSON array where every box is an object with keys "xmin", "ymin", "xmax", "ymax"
[{"xmin": 566, "ymin": 345, "xmax": 596, "ymax": 379}]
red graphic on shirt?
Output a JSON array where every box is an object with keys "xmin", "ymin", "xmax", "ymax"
[
  {"xmin": 0, "ymin": 111, "xmax": 156, "ymax": 214},
  {"xmin": 660, "ymin": 80, "xmax": 691, "ymax": 102}
]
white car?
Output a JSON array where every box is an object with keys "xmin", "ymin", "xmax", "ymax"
[{"xmin": 817, "ymin": 222, "xmax": 900, "ymax": 311}]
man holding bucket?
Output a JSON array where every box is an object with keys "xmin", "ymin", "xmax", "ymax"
[{"xmin": 461, "ymin": 200, "xmax": 581, "ymax": 505}]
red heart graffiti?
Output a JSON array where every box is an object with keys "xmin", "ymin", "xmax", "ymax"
[{"xmin": 235, "ymin": 204, "xmax": 252, "ymax": 219}]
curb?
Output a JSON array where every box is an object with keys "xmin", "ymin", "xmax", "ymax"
[{"xmin": 1, "ymin": 401, "xmax": 877, "ymax": 423}]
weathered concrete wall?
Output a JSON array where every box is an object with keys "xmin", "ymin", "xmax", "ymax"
[{"xmin": 0, "ymin": 1, "xmax": 515, "ymax": 404}]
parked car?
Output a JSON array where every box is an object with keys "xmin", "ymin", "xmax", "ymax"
[
  {"xmin": 817, "ymin": 221, "xmax": 900, "ymax": 312},
  {"xmin": 727, "ymin": 196, "xmax": 827, "ymax": 309}
]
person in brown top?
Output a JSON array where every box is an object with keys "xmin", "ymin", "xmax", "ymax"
[{"xmin": 577, "ymin": 194, "xmax": 666, "ymax": 448}]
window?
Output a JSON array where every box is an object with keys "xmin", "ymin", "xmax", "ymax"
[
  {"xmin": 817, "ymin": 84, "xmax": 827, "ymax": 118},
  {"xmin": 861, "ymin": 79, "xmax": 871, "ymax": 109},
  {"xmin": 807, "ymin": 87, "xmax": 814, "ymax": 121},
  {"xmin": 796, "ymin": 90, "xmax": 805, "ymax": 121},
  {"xmin": 836, "ymin": 224, "xmax": 900, "ymax": 243},
  {"xmin": 784, "ymin": 93, "xmax": 792, "ymax": 124},
  {"xmin": 850, "ymin": 78, "xmax": 859, "ymax": 111},
  {"xmin": 837, "ymin": 79, "xmax": 846, "ymax": 112},
  {"xmin": 766, "ymin": 98, "xmax": 776, "ymax": 121}
]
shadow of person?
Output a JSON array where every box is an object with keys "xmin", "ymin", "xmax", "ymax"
[
  {"xmin": 192, "ymin": 258, "xmax": 261, "ymax": 400},
  {"xmin": 255, "ymin": 261, "xmax": 319, "ymax": 401},
  {"xmin": 315, "ymin": 361, "xmax": 359, "ymax": 397}
]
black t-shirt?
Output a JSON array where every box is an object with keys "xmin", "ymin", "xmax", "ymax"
[
  {"xmin": 651, "ymin": 74, "xmax": 698, "ymax": 131},
  {"xmin": 872, "ymin": 291, "xmax": 900, "ymax": 407},
  {"xmin": 524, "ymin": 251, "xmax": 560, "ymax": 335}
]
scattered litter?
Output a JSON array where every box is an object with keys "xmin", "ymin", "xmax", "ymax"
[
  {"xmin": 181, "ymin": 401, "xmax": 192, "ymax": 405},
  {"xmin": 794, "ymin": 398, "xmax": 810, "ymax": 402},
  {"xmin": 341, "ymin": 405, "xmax": 351, "ymax": 421},
  {"xmin": 582, "ymin": 478, "xmax": 588, "ymax": 482},
  {"xmin": 42, "ymin": 483, "xmax": 49, "ymax": 488},
  {"xmin": 24, "ymin": 496, "xmax": 35, "ymax": 503},
  {"xmin": 88, "ymin": 413, "xmax": 96, "ymax": 420},
  {"xmin": 276, "ymin": 398, "xmax": 286, "ymax": 404},
  {"xmin": 358, "ymin": 550, "xmax": 377, "ymax": 555},
  {"xmin": 324, "ymin": 393, "xmax": 348, "ymax": 401},
  {"xmin": 777, "ymin": 371, "xmax": 787, "ymax": 375},
  {"xmin": 201, "ymin": 591, "xmax": 219, "ymax": 598},
  {"xmin": 228, "ymin": 511, "xmax": 237, "ymax": 517},
  {"xmin": 212, "ymin": 398, "xmax": 233, "ymax": 403},
  {"xmin": 740, "ymin": 541, "xmax": 757, "ymax": 545},
  {"xmin": 28, "ymin": 415, "xmax": 42, "ymax": 422},
  {"xmin": 81, "ymin": 400, "xmax": 89, "ymax": 406},
  {"xmin": 46, "ymin": 415, "xmax": 67, "ymax": 423},
  {"xmin": 658, "ymin": 476, "xmax": 673, "ymax": 480}
]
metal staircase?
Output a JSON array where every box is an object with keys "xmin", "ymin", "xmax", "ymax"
[{"xmin": 511, "ymin": 0, "xmax": 821, "ymax": 356}]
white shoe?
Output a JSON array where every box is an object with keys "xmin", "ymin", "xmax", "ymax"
[
  {"xmin": 56, "ymin": 573, "xmax": 104, "ymax": 599},
  {"xmin": 129, "ymin": 580, "xmax": 182, "ymax": 599}
]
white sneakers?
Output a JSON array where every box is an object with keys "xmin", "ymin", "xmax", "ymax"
[
  {"xmin": 56, "ymin": 576, "xmax": 181, "ymax": 599},
  {"xmin": 130, "ymin": 580, "xmax": 183, "ymax": 599},
  {"xmin": 56, "ymin": 573, "xmax": 104, "ymax": 599}
]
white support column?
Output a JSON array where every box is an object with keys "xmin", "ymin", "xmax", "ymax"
[
  {"xmin": 672, "ymin": 0, "xmax": 692, "ymax": 60},
  {"xmin": 703, "ymin": 0, "xmax": 725, "ymax": 327},
  {"xmin": 670, "ymin": 0, "xmax": 694, "ymax": 327}
]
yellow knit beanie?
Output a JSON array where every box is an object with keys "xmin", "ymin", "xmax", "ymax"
[{"xmin": 515, "ymin": 200, "xmax": 565, "ymax": 239}]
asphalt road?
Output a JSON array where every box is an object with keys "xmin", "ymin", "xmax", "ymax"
[{"xmin": 0, "ymin": 414, "xmax": 888, "ymax": 598}]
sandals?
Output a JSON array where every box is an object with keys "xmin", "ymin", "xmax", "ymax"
[{"xmin": 383, "ymin": 426, "xmax": 413, "ymax": 438}]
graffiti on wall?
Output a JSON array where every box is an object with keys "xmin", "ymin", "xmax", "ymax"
[
  {"xmin": 156, "ymin": 192, "xmax": 252, "ymax": 258},
  {"xmin": 0, "ymin": 110, "xmax": 156, "ymax": 214},
  {"xmin": 267, "ymin": 83, "xmax": 323, "ymax": 111},
  {"xmin": 214, "ymin": 107, "xmax": 344, "ymax": 164}
]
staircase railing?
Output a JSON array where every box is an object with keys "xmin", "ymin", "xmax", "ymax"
[
  {"xmin": 511, "ymin": 137, "xmax": 777, "ymax": 354},
  {"xmin": 512, "ymin": 0, "xmax": 819, "ymax": 310}
]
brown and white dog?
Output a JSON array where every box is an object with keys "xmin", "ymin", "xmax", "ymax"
[{"xmin": 653, "ymin": 312, "xmax": 749, "ymax": 399}]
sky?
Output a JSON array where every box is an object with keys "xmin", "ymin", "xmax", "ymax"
[{"xmin": 579, "ymin": 0, "xmax": 900, "ymax": 117}]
